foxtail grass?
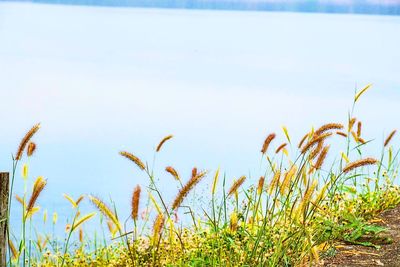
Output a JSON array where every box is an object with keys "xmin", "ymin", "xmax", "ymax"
[
  {"xmin": 227, "ymin": 176, "xmax": 246, "ymax": 197},
  {"xmin": 301, "ymin": 132, "xmax": 332, "ymax": 154},
  {"xmin": 165, "ymin": 166, "xmax": 180, "ymax": 181},
  {"xmin": 342, "ymin": 158, "xmax": 378, "ymax": 173},
  {"xmin": 15, "ymin": 123, "xmax": 40, "ymax": 160},
  {"xmin": 313, "ymin": 145, "xmax": 329, "ymax": 170},
  {"xmin": 131, "ymin": 185, "xmax": 141, "ymax": 221},
  {"xmin": 275, "ymin": 143, "xmax": 287, "ymax": 154},
  {"xmin": 384, "ymin": 130, "xmax": 397, "ymax": 147},
  {"xmin": 172, "ymin": 171, "xmax": 207, "ymax": 210},
  {"xmin": 7, "ymin": 86, "xmax": 400, "ymax": 267},
  {"xmin": 314, "ymin": 123, "xmax": 343, "ymax": 135},
  {"xmin": 89, "ymin": 196, "xmax": 122, "ymax": 231},
  {"xmin": 261, "ymin": 133, "xmax": 276, "ymax": 154},
  {"xmin": 26, "ymin": 142, "xmax": 36, "ymax": 157},
  {"xmin": 26, "ymin": 177, "xmax": 46, "ymax": 217},
  {"xmin": 156, "ymin": 135, "xmax": 173, "ymax": 152},
  {"xmin": 119, "ymin": 151, "xmax": 146, "ymax": 170}
]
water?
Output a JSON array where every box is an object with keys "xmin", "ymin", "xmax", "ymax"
[{"xmin": 0, "ymin": 2, "xmax": 400, "ymax": 237}]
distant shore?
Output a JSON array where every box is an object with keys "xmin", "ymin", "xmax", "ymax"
[{"xmin": 3, "ymin": 0, "xmax": 400, "ymax": 16}]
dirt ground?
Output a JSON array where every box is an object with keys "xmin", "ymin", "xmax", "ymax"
[{"xmin": 322, "ymin": 206, "xmax": 400, "ymax": 267}]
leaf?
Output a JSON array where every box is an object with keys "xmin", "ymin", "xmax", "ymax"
[
  {"xmin": 354, "ymin": 84, "xmax": 372, "ymax": 103},
  {"xmin": 211, "ymin": 167, "xmax": 220, "ymax": 195},
  {"xmin": 149, "ymin": 193, "xmax": 162, "ymax": 215},
  {"xmin": 72, "ymin": 212, "xmax": 96, "ymax": 231},
  {"xmin": 283, "ymin": 148, "xmax": 289, "ymax": 157},
  {"xmin": 343, "ymin": 186, "xmax": 357, "ymax": 194},
  {"xmin": 341, "ymin": 152, "xmax": 350, "ymax": 164},
  {"xmin": 26, "ymin": 206, "xmax": 40, "ymax": 219},
  {"xmin": 63, "ymin": 194, "xmax": 77, "ymax": 208},
  {"xmin": 282, "ymin": 126, "xmax": 291, "ymax": 144}
]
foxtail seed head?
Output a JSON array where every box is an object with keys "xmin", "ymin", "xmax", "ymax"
[
  {"xmin": 336, "ymin": 131, "xmax": 348, "ymax": 138},
  {"xmin": 268, "ymin": 171, "xmax": 281, "ymax": 195},
  {"xmin": 261, "ymin": 133, "xmax": 276, "ymax": 154},
  {"xmin": 300, "ymin": 179, "xmax": 318, "ymax": 213},
  {"xmin": 16, "ymin": 123, "xmax": 40, "ymax": 160},
  {"xmin": 298, "ymin": 133, "xmax": 309, "ymax": 149},
  {"xmin": 257, "ymin": 176, "xmax": 265, "ymax": 195},
  {"xmin": 156, "ymin": 135, "xmax": 173, "ymax": 152},
  {"xmin": 26, "ymin": 176, "xmax": 46, "ymax": 215},
  {"xmin": 280, "ymin": 165, "xmax": 297, "ymax": 195},
  {"xmin": 275, "ymin": 143, "xmax": 287, "ymax": 154},
  {"xmin": 153, "ymin": 214, "xmax": 165, "ymax": 242},
  {"xmin": 384, "ymin": 130, "xmax": 397, "ymax": 147},
  {"xmin": 309, "ymin": 141, "xmax": 324, "ymax": 160},
  {"xmin": 314, "ymin": 145, "xmax": 330, "ymax": 170},
  {"xmin": 301, "ymin": 133, "xmax": 332, "ymax": 154},
  {"xmin": 89, "ymin": 195, "xmax": 122, "ymax": 231},
  {"xmin": 348, "ymin": 117, "xmax": 356, "ymax": 131},
  {"xmin": 166, "ymin": 166, "xmax": 180, "ymax": 181},
  {"xmin": 314, "ymin": 123, "xmax": 343, "ymax": 135},
  {"xmin": 119, "ymin": 151, "xmax": 145, "ymax": 170},
  {"xmin": 342, "ymin": 158, "xmax": 378, "ymax": 173},
  {"xmin": 227, "ymin": 176, "xmax": 246, "ymax": 197},
  {"xmin": 131, "ymin": 185, "xmax": 141, "ymax": 220},
  {"xmin": 27, "ymin": 142, "xmax": 37, "ymax": 157},
  {"xmin": 172, "ymin": 170, "xmax": 207, "ymax": 210},
  {"xmin": 357, "ymin": 121, "xmax": 362, "ymax": 137}
]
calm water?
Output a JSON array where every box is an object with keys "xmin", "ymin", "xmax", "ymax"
[{"xmin": 0, "ymin": 2, "xmax": 400, "ymax": 236}]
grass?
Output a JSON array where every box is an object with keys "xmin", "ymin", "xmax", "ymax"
[{"xmin": 5, "ymin": 84, "xmax": 400, "ymax": 266}]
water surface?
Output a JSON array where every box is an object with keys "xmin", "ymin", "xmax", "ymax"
[{"xmin": 0, "ymin": 2, "xmax": 399, "ymax": 235}]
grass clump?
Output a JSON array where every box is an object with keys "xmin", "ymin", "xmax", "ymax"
[{"xmin": 5, "ymin": 84, "xmax": 400, "ymax": 266}]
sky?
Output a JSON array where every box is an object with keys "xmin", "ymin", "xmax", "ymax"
[{"xmin": 0, "ymin": 2, "xmax": 399, "ymax": 234}]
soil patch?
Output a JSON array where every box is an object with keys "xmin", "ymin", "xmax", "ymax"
[{"xmin": 322, "ymin": 206, "xmax": 400, "ymax": 266}]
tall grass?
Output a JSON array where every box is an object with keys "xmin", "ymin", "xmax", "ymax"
[{"xmin": 5, "ymin": 85, "xmax": 400, "ymax": 266}]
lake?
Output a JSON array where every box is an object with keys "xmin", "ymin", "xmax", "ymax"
[{"xmin": 0, "ymin": 2, "xmax": 399, "ymax": 236}]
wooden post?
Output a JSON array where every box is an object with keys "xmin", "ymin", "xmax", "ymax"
[{"xmin": 0, "ymin": 172, "xmax": 9, "ymax": 266}]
